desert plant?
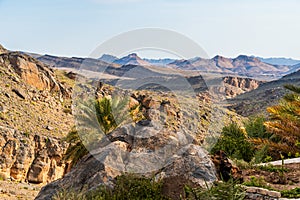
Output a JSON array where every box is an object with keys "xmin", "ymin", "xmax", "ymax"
[
  {"xmin": 66, "ymin": 95, "xmax": 144, "ymax": 168},
  {"xmin": 95, "ymin": 97, "xmax": 118, "ymax": 134},
  {"xmin": 244, "ymin": 115, "xmax": 273, "ymax": 139},
  {"xmin": 281, "ymin": 187, "xmax": 300, "ymax": 198},
  {"xmin": 211, "ymin": 123, "xmax": 254, "ymax": 162},
  {"xmin": 184, "ymin": 179, "xmax": 245, "ymax": 200},
  {"xmin": 63, "ymin": 128, "xmax": 89, "ymax": 168},
  {"xmin": 54, "ymin": 174, "xmax": 168, "ymax": 200},
  {"xmin": 243, "ymin": 176, "xmax": 273, "ymax": 190},
  {"xmin": 251, "ymin": 84, "xmax": 300, "ymax": 159},
  {"xmin": 252, "ymin": 144, "xmax": 269, "ymax": 163}
]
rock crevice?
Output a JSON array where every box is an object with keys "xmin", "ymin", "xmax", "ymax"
[{"xmin": 0, "ymin": 125, "xmax": 68, "ymax": 184}]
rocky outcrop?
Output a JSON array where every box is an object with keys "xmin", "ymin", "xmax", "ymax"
[
  {"xmin": 223, "ymin": 76, "xmax": 262, "ymax": 98},
  {"xmin": 0, "ymin": 125, "xmax": 68, "ymax": 184},
  {"xmin": 0, "ymin": 52, "xmax": 70, "ymax": 98},
  {"xmin": 0, "ymin": 45, "xmax": 8, "ymax": 55},
  {"xmin": 35, "ymin": 121, "xmax": 217, "ymax": 200},
  {"xmin": 35, "ymin": 145, "xmax": 217, "ymax": 200}
]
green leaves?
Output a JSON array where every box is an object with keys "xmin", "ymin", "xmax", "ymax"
[
  {"xmin": 211, "ymin": 123, "xmax": 254, "ymax": 162},
  {"xmin": 184, "ymin": 179, "xmax": 245, "ymax": 200},
  {"xmin": 263, "ymin": 84, "xmax": 300, "ymax": 159}
]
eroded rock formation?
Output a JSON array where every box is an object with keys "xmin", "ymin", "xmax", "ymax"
[{"xmin": 0, "ymin": 125, "xmax": 68, "ymax": 184}]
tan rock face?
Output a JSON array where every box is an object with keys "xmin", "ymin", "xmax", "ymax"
[
  {"xmin": 35, "ymin": 122, "xmax": 217, "ymax": 200},
  {"xmin": 0, "ymin": 126, "xmax": 68, "ymax": 184},
  {"xmin": 0, "ymin": 52, "xmax": 70, "ymax": 98},
  {"xmin": 8, "ymin": 54, "xmax": 58, "ymax": 92},
  {"xmin": 222, "ymin": 76, "xmax": 262, "ymax": 98}
]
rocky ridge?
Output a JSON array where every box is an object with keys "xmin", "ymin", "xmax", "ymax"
[
  {"xmin": 229, "ymin": 69, "xmax": 300, "ymax": 116},
  {"xmin": 222, "ymin": 76, "xmax": 263, "ymax": 98},
  {"xmin": 0, "ymin": 46, "xmax": 74, "ymax": 189}
]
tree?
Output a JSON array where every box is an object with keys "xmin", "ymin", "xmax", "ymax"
[
  {"xmin": 211, "ymin": 123, "xmax": 254, "ymax": 162},
  {"xmin": 65, "ymin": 95, "xmax": 141, "ymax": 168},
  {"xmin": 252, "ymin": 84, "xmax": 300, "ymax": 159}
]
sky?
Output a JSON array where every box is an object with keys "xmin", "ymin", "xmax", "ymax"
[{"xmin": 1, "ymin": 0, "xmax": 300, "ymax": 59}]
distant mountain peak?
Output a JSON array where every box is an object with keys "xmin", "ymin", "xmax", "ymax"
[
  {"xmin": 113, "ymin": 53, "xmax": 150, "ymax": 66},
  {"xmin": 128, "ymin": 53, "xmax": 138, "ymax": 57},
  {"xmin": 98, "ymin": 54, "xmax": 119, "ymax": 63},
  {"xmin": 213, "ymin": 55, "xmax": 225, "ymax": 59},
  {"xmin": 256, "ymin": 56, "xmax": 300, "ymax": 66}
]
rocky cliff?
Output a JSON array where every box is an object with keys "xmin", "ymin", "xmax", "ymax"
[
  {"xmin": 222, "ymin": 76, "xmax": 262, "ymax": 98},
  {"xmin": 0, "ymin": 125, "xmax": 68, "ymax": 184},
  {"xmin": 0, "ymin": 46, "xmax": 74, "ymax": 185}
]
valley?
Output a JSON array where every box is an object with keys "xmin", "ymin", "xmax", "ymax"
[{"xmin": 1, "ymin": 44, "xmax": 300, "ymax": 199}]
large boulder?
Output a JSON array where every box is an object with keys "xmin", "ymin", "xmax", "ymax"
[{"xmin": 35, "ymin": 122, "xmax": 217, "ymax": 200}]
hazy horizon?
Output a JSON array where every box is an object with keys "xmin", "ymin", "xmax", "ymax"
[{"xmin": 1, "ymin": 0, "xmax": 300, "ymax": 59}]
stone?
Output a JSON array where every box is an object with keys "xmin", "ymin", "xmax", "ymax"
[
  {"xmin": 212, "ymin": 150, "xmax": 243, "ymax": 182},
  {"xmin": 0, "ymin": 105, "xmax": 7, "ymax": 113},
  {"xmin": 0, "ymin": 44, "xmax": 8, "ymax": 54},
  {"xmin": 45, "ymin": 126, "xmax": 53, "ymax": 131},
  {"xmin": 36, "ymin": 123, "xmax": 217, "ymax": 200},
  {"xmin": 0, "ymin": 52, "xmax": 70, "ymax": 98},
  {"xmin": 12, "ymin": 88, "xmax": 26, "ymax": 99},
  {"xmin": 4, "ymin": 93, "xmax": 10, "ymax": 98},
  {"xmin": 0, "ymin": 125, "xmax": 68, "ymax": 184}
]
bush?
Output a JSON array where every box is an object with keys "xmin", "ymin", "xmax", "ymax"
[
  {"xmin": 211, "ymin": 123, "xmax": 254, "ymax": 162},
  {"xmin": 243, "ymin": 176, "xmax": 273, "ymax": 190},
  {"xmin": 55, "ymin": 174, "xmax": 168, "ymax": 200},
  {"xmin": 244, "ymin": 115, "xmax": 272, "ymax": 139},
  {"xmin": 281, "ymin": 187, "xmax": 300, "ymax": 198},
  {"xmin": 63, "ymin": 128, "xmax": 89, "ymax": 168},
  {"xmin": 184, "ymin": 179, "xmax": 245, "ymax": 200}
]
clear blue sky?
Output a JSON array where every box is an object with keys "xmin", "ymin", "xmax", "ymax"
[{"xmin": 1, "ymin": 0, "xmax": 300, "ymax": 59}]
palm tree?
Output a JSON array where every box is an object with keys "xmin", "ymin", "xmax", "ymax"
[
  {"xmin": 252, "ymin": 84, "xmax": 300, "ymax": 159},
  {"xmin": 65, "ymin": 95, "xmax": 137, "ymax": 168}
]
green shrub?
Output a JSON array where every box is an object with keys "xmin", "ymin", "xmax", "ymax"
[
  {"xmin": 257, "ymin": 164, "xmax": 288, "ymax": 173},
  {"xmin": 281, "ymin": 187, "xmax": 300, "ymax": 198},
  {"xmin": 252, "ymin": 144, "xmax": 269, "ymax": 163},
  {"xmin": 244, "ymin": 115, "xmax": 272, "ymax": 139},
  {"xmin": 63, "ymin": 128, "xmax": 89, "ymax": 168},
  {"xmin": 54, "ymin": 174, "xmax": 168, "ymax": 200},
  {"xmin": 211, "ymin": 123, "xmax": 254, "ymax": 162},
  {"xmin": 243, "ymin": 176, "xmax": 273, "ymax": 190},
  {"xmin": 184, "ymin": 179, "xmax": 245, "ymax": 200}
]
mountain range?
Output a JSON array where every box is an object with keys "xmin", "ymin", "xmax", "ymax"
[
  {"xmin": 256, "ymin": 57, "xmax": 300, "ymax": 66},
  {"xmin": 14, "ymin": 50, "xmax": 299, "ymax": 81},
  {"xmin": 97, "ymin": 53, "xmax": 300, "ymax": 80}
]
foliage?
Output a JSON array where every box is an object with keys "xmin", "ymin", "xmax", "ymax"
[
  {"xmin": 54, "ymin": 174, "xmax": 168, "ymax": 200},
  {"xmin": 184, "ymin": 179, "xmax": 245, "ymax": 200},
  {"xmin": 95, "ymin": 97, "xmax": 118, "ymax": 134},
  {"xmin": 253, "ymin": 84, "xmax": 300, "ymax": 159},
  {"xmin": 243, "ymin": 176, "xmax": 273, "ymax": 190},
  {"xmin": 257, "ymin": 164, "xmax": 288, "ymax": 173},
  {"xmin": 244, "ymin": 115, "xmax": 273, "ymax": 139},
  {"xmin": 252, "ymin": 144, "xmax": 269, "ymax": 164},
  {"xmin": 211, "ymin": 123, "xmax": 254, "ymax": 162},
  {"xmin": 63, "ymin": 128, "xmax": 89, "ymax": 168},
  {"xmin": 281, "ymin": 187, "xmax": 300, "ymax": 198},
  {"xmin": 65, "ymin": 96, "xmax": 132, "ymax": 168}
]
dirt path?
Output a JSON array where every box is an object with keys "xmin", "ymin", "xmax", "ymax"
[{"xmin": 0, "ymin": 180, "xmax": 43, "ymax": 200}]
